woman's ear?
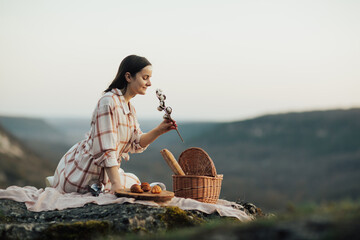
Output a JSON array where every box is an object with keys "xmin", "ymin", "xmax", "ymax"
[{"xmin": 125, "ymin": 72, "xmax": 132, "ymax": 83}]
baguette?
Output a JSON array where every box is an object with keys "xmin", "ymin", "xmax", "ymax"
[{"xmin": 160, "ymin": 149, "xmax": 185, "ymax": 176}]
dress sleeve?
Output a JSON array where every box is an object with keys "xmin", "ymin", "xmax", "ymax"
[
  {"xmin": 90, "ymin": 105, "xmax": 119, "ymax": 168},
  {"xmin": 129, "ymin": 116, "xmax": 148, "ymax": 154}
]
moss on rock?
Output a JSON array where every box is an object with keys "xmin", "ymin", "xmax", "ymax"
[{"xmin": 160, "ymin": 206, "xmax": 204, "ymax": 229}]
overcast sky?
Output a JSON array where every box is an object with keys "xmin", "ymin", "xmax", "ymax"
[{"xmin": 0, "ymin": 0, "xmax": 359, "ymax": 122}]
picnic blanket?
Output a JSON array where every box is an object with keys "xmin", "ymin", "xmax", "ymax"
[{"xmin": 0, "ymin": 186, "xmax": 252, "ymax": 222}]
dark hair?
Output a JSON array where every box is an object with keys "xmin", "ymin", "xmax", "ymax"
[{"xmin": 104, "ymin": 55, "xmax": 152, "ymax": 93}]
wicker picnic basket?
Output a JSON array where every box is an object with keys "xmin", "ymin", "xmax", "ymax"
[{"xmin": 172, "ymin": 147, "xmax": 223, "ymax": 204}]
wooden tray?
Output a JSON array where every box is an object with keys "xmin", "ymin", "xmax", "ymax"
[{"xmin": 115, "ymin": 188, "xmax": 174, "ymax": 202}]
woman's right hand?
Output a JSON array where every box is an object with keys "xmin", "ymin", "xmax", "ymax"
[
  {"xmin": 110, "ymin": 182, "xmax": 124, "ymax": 194},
  {"xmin": 105, "ymin": 166, "xmax": 123, "ymax": 194}
]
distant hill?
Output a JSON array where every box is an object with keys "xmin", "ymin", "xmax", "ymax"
[
  {"xmin": 44, "ymin": 117, "xmax": 91, "ymax": 144},
  {"xmin": 0, "ymin": 124, "xmax": 55, "ymax": 189},
  {"xmin": 0, "ymin": 116, "xmax": 219, "ymax": 163},
  {"xmin": 0, "ymin": 116, "xmax": 66, "ymax": 142},
  {"xmin": 1, "ymin": 109, "xmax": 359, "ymax": 211},
  {"xmin": 186, "ymin": 108, "xmax": 360, "ymax": 209},
  {"xmin": 0, "ymin": 116, "xmax": 72, "ymax": 163},
  {"xmin": 124, "ymin": 108, "xmax": 360, "ymax": 211}
]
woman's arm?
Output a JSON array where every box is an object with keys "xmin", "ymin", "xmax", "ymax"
[
  {"xmin": 139, "ymin": 119, "xmax": 177, "ymax": 147},
  {"xmin": 107, "ymin": 120, "xmax": 176, "ymax": 192},
  {"xmin": 106, "ymin": 166, "xmax": 122, "ymax": 193}
]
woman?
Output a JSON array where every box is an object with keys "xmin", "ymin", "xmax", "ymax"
[{"xmin": 51, "ymin": 55, "xmax": 177, "ymax": 194}]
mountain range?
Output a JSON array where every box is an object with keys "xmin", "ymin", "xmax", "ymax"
[{"xmin": 0, "ymin": 108, "xmax": 359, "ymax": 211}]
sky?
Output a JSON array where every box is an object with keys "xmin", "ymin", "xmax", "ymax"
[{"xmin": 0, "ymin": 0, "xmax": 359, "ymax": 122}]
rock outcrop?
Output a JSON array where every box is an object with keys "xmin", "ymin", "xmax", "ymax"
[{"xmin": 0, "ymin": 199, "xmax": 259, "ymax": 239}]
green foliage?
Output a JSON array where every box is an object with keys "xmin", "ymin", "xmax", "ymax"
[
  {"xmin": 284, "ymin": 198, "xmax": 360, "ymax": 219},
  {"xmin": 160, "ymin": 206, "xmax": 204, "ymax": 229}
]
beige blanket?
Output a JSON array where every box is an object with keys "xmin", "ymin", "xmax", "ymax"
[{"xmin": 0, "ymin": 186, "xmax": 252, "ymax": 222}]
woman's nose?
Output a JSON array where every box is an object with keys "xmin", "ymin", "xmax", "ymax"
[{"xmin": 147, "ymin": 80, "xmax": 152, "ymax": 86}]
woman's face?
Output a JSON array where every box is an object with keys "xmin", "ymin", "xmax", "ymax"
[{"xmin": 126, "ymin": 65, "xmax": 152, "ymax": 96}]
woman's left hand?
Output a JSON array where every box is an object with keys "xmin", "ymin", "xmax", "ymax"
[
  {"xmin": 139, "ymin": 119, "xmax": 178, "ymax": 147},
  {"xmin": 157, "ymin": 119, "xmax": 177, "ymax": 135}
]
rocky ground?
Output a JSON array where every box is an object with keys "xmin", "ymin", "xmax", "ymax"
[
  {"xmin": 1, "ymin": 198, "xmax": 358, "ymax": 240},
  {"xmin": 0, "ymin": 199, "xmax": 260, "ymax": 240}
]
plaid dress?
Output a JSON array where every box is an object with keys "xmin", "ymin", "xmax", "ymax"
[{"xmin": 52, "ymin": 88, "xmax": 147, "ymax": 193}]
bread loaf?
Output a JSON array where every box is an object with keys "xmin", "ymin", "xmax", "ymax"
[{"xmin": 160, "ymin": 149, "xmax": 185, "ymax": 176}]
